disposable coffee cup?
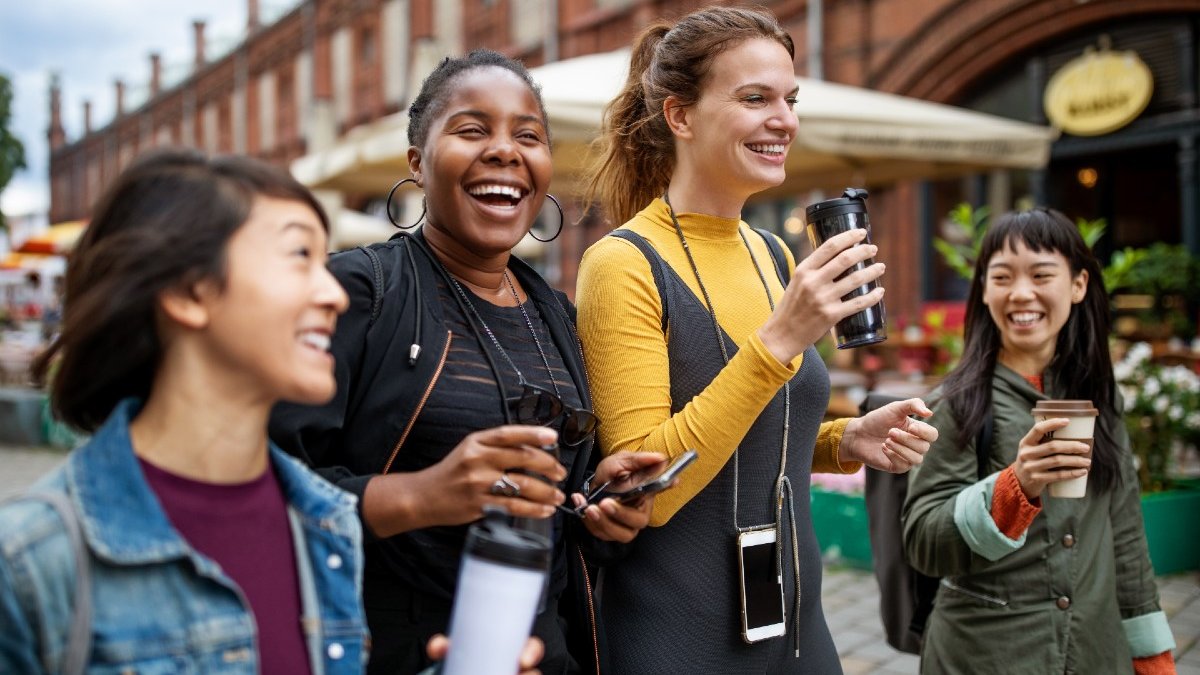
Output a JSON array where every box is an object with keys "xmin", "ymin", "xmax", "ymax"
[
  {"xmin": 804, "ymin": 188, "xmax": 887, "ymax": 349},
  {"xmin": 443, "ymin": 509, "xmax": 550, "ymax": 675},
  {"xmin": 1031, "ymin": 400, "xmax": 1099, "ymax": 498}
]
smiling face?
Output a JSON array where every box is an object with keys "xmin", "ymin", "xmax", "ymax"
[
  {"xmin": 408, "ymin": 66, "xmax": 552, "ymax": 259},
  {"xmin": 194, "ymin": 195, "xmax": 349, "ymax": 405},
  {"xmin": 670, "ymin": 37, "xmax": 798, "ymax": 206},
  {"xmin": 982, "ymin": 239, "xmax": 1088, "ymax": 374}
]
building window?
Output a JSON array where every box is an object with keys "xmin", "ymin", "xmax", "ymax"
[{"xmin": 511, "ymin": 0, "xmax": 543, "ymax": 49}]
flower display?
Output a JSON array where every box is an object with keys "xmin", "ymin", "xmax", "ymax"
[{"xmin": 1114, "ymin": 342, "xmax": 1200, "ymax": 491}]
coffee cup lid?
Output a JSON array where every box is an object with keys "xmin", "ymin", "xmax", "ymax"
[
  {"xmin": 1031, "ymin": 400, "xmax": 1098, "ymax": 416},
  {"xmin": 805, "ymin": 187, "xmax": 869, "ymax": 223}
]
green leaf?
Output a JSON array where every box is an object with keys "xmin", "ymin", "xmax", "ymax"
[
  {"xmin": 933, "ymin": 237, "xmax": 974, "ymax": 280},
  {"xmin": 0, "ymin": 72, "xmax": 29, "ymax": 235},
  {"xmin": 1076, "ymin": 217, "xmax": 1106, "ymax": 249}
]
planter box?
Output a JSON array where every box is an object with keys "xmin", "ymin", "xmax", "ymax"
[
  {"xmin": 0, "ymin": 387, "xmax": 44, "ymax": 445},
  {"xmin": 811, "ymin": 487, "xmax": 872, "ymax": 569},
  {"xmin": 1140, "ymin": 480, "xmax": 1200, "ymax": 575},
  {"xmin": 811, "ymin": 481, "xmax": 1200, "ymax": 575}
]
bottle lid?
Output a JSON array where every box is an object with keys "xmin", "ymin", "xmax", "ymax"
[
  {"xmin": 465, "ymin": 508, "xmax": 551, "ymax": 570},
  {"xmin": 805, "ymin": 187, "xmax": 870, "ymax": 223},
  {"xmin": 1031, "ymin": 400, "xmax": 1099, "ymax": 417}
]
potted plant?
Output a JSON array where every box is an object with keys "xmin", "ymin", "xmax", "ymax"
[
  {"xmin": 1114, "ymin": 343, "xmax": 1200, "ymax": 491},
  {"xmin": 810, "ymin": 471, "xmax": 873, "ymax": 569},
  {"xmin": 1105, "ymin": 243, "xmax": 1200, "ymax": 340}
]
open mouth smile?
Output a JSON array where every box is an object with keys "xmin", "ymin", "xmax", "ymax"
[
  {"xmin": 746, "ymin": 143, "xmax": 787, "ymax": 157},
  {"xmin": 1008, "ymin": 311, "xmax": 1044, "ymax": 328},
  {"xmin": 466, "ymin": 183, "xmax": 529, "ymax": 209},
  {"xmin": 298, "ymin": 329, "xmax": 333, "ymax": 353}
]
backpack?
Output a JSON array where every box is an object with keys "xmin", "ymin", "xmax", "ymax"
[{"xmin": 861, "ymin": 392, "xmax": 992, "ymax": 654}]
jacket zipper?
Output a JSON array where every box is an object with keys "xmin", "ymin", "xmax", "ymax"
[
  {"xmin": 572, "ymin": 332, "xmax": 592, "ymax": 399},
  {"xmin": 940, "ymin": 578, "xmax": 1009, "ymax": 607},
  {"xmin": 383, "ymin": 331, "xmax": 452, "ymax": 474},
  {"xmin": 576, "ymin": 544, "xmax": 601, "ymax": 675},
  {"xmin": 569, "ymin": 316, "xmax": 600, "ymax": 674}
]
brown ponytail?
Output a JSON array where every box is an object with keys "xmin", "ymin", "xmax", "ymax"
[{"xmin": 585, "ymin": 6, "xmax": 794, "ymax": 226}]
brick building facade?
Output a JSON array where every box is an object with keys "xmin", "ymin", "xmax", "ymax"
[{"xmin": 46, "ymin": 0, "xmax": 1200, "ymax": 321}]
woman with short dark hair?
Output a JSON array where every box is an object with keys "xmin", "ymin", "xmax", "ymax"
[{"xmin": 0, "ymin": 148, "xmax": 366, "ymax": 673}]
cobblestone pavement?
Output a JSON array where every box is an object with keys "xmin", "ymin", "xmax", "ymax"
[
  {"xmin": 0, "ymin": 443, "xmax": 68, "ymax": 499},
  {"xmin": 3, "ymin": 443, "xmax": 1199, "ymax": 673},
  {"xmin": 821, "ymin": 564, "xmax": 1200, "ymax": 674}
]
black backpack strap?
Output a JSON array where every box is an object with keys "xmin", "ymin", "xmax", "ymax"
[
  {"xmin": 356, "ymin": 245, "xmax": 385, "ymax": 329},
  {"xmin": 3, "ymin": 491, "xmax": 92, "ymax": 674},
  {"xmin": 975, "ymin": 410, "xmax": 994, "ymax": 480},
  {"xmin": 752, "ymin": 227, "xmax": 791, "ymax": 286},
  {"xmin": 608, "ymin": 229, "xmax": 670, "ymax": 334}
]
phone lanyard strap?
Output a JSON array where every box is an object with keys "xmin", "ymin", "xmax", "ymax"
[
  {"xmin": 663, "ymin": 191, "xmax": 791, "ymax": 530},
  {"xmin": 665, "ymin": 192, "xmax": 802, "ymax": 655},
  {"xmin": 776, "ymin": 475, "xmax": 802, "ymax": 656}
]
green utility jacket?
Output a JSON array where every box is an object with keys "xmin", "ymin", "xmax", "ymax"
[{"xmin": 902, "ymin": 364, "xmax": 1175, "ymax": 674}]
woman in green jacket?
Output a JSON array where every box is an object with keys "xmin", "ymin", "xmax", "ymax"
[{"xmin": 902, "ymin": 208, "xmax": 1176, "ymax": 674}]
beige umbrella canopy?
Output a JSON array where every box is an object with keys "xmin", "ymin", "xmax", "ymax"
[{"xmin": 292, "ymin": 48, "xmax": 1057, "ymax": 200}]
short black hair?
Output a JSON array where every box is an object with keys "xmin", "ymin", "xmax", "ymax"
[{"xmin": 407, "ymin": 49, "xmax": 548, "ymax": 148}]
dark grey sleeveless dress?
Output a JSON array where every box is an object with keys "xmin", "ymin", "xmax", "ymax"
[{"xmin": 601, "ymin": 231, "xmax": 843, "ymax": 674}]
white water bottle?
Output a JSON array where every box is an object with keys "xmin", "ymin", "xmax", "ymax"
[{"xmin": 442, "ymin": 508, "xmax": 550, "ymax": 675}]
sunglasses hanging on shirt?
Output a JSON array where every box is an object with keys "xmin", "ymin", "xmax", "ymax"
[{"xmin": 445, "ymin": 271, "xmax": 598, "ymax": 448}]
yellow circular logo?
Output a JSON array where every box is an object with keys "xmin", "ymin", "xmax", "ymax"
[{"xmin": 1044, "ymin": 49, "xmax": 1153, "ymax": 136}]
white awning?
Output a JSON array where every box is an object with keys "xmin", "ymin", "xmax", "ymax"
[{"xmin": 292, "ymin": 48, "xmax": 1058, "ymax": 199}]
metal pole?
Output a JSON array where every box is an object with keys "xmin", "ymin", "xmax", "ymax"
[
  {"xmin": 918, "ymin": 181, "xmax": 934, "ymax": 300},
  {"xmin": 807, "ymin": 0, "xmax": 823, "ymax": 80},
  {"xmin": 545, "ymin": 0, "xmax": 558, "ymax": 64},
  {"xmin": 1180, "ymin": 134, "xmax": 1199, "ymax": 256}
]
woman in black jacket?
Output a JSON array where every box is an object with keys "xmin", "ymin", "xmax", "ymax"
[{"xmin": 270, "ymin": 50, "xmax": 664, "ymax": 675}]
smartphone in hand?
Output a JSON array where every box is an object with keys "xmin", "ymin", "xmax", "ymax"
[{"xmin": 582, "ymin": 450, "xmax": 698, "ymax": 508}]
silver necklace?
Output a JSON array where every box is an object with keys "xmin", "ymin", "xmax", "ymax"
[{"xmin": 445, "ymin": 271, "xmax": 562, "ymax": 398}]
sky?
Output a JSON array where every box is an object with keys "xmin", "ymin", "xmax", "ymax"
[{"xmin": 0, "ymin": 0, "xmax": 250, "ymax": 221}]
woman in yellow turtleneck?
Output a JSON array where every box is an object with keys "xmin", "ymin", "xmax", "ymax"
[{"xmin": 575, "ymin": 7, "xmax": 940, "ymax": 673}]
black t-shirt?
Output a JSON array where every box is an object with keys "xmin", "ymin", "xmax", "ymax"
[{"xmin": 386, "ymin": 275, "xmax": 583, "ymax": 601}]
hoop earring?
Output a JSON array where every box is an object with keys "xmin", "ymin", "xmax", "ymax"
[
  {"xmin": 386, "ymin": 178, "xmax": 425, "ymax": 230},
  {"xmin": 529, "ymin": 193, "xmax": 564, "ymax": 243}
]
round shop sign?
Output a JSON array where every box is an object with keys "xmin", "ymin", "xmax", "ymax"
[{"xmin": 1044, "ymin": 48, "xmax": 1153, "ymax": 136}]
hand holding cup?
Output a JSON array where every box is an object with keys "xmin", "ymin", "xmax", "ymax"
[
  {"xmin": 1012, "ymin": 417, "xmax": 1092, "ymax": 500},
  {"xmin": 758, "ymin": 227, "xmax": 886, "ymax": 364}
]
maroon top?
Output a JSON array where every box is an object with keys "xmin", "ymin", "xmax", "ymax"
[{"xmin": 139, "ymin": 457, "xmax": 311, "ymax": 674}]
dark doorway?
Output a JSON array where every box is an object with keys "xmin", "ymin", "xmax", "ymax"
[{"xmin": 1046, "ymin": 143, "xmax": 1180, "ymax": 260}]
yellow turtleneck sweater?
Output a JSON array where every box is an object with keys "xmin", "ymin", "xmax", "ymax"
[{"xmin": 576, "ymin": 198, "xmax": 857, "ymax": 526}]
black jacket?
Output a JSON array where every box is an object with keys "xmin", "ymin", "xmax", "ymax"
[{"xmin": 270, "ymin": 231, "xmax": 609, "ymax": 674}]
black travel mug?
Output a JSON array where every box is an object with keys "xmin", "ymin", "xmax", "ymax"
[
  {"xmin": 443, "ymin": 508, "xmax": 551, "ymax": 675},
  {"xmin": 804, "ymin": 188, "xmax": 887, "ymax": 349}
]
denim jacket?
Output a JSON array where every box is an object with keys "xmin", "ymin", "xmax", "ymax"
[{"xmin": 0, "ymin": 399, "xmax": 369, "ymax": 674}]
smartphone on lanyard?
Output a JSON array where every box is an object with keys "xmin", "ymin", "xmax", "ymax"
[{"xmin": 738, "ymin": 527, "xmax": 786, "ymax": 643}]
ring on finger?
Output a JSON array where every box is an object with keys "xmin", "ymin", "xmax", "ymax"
[{"xmin": 489, "ymin": 473, "xmax": 521, "ymax": 498}]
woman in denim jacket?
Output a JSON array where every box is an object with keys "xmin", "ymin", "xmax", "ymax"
[{"xmin": 0, "ymin": 150, "xmax": 368, "ymax": 673}]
